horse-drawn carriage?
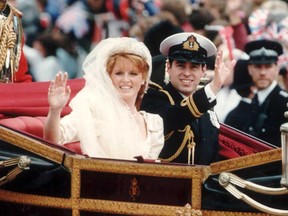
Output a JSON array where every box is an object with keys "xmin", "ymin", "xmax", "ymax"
[{"xmin": 0, "ymin": 79, "xmax": 287, "ymax": 216}]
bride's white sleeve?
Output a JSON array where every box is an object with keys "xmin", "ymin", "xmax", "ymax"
[
  {"xmin": 146, "ymin": 113, "xmax": 164, "ymax": 159},
  {"xmin": 58, "ymin": 112, "xmax": 79, "ymax": 145}
]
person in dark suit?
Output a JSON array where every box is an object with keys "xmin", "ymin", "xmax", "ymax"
[
  {"xmin": 225, "ymin": 39, "xmax": 288, "ymax": 147},
  {"xmin": 141, "ymin": 32, "xmax": 235, "ymax": 165}
]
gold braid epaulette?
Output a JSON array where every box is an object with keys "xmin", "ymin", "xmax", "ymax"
[
  {"xmin": 148, "ymin": 81, "xmax": 175, "ymax": 105},
  {"xmin": 159, "ymin": 125, "xmax": 194, "ymax": 162},
  {"xmin": 9, "ymin": 2, "xmax": 23, "ymax": 73},
  {"xmin": 7, "ymin": 2, "xmax": 23, "ymax": 18},
  {"xmin": 0, "ymin": 2, "xmax": 23, "ymax": 82},
  {"xmin": 0, "ymin": 11, "xmax": 13, "ymax": 72},
  {"xmin": 180, "ymin": 96, "xmax": 203, "ymax": 118},
  {"xmin": 147, "ymin": 81, "xmax": 163, "ymax": 90}
]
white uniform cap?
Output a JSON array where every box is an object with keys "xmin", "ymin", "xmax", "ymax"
[{"xmin": 159, "ymin": 32, "xmax": 217, "ymax": 63}]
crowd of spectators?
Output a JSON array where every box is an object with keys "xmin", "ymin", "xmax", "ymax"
[{"xmin": 12, "ymin": 0, "xmax": 288, "ymax": 85}]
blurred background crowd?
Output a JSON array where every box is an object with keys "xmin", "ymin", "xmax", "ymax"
[
  {"xmin": 9, "ymin": 0, "xmax": 288, "ymax": 90},
  {"xmin": 8, "ymin": 0, "xmax": 285, "ymax": 79}
]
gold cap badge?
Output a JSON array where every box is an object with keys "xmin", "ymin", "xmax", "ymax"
[{"xmin": 182, "ymin": 35, "xmax": 200, "ymax": 51}]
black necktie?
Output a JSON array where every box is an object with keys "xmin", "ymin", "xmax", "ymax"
[
  {"xmin": 252, "ymin": 94, "xmax": 259, "ymax": 107},
  {"xmin": 251, "ymin": 94, "xmax": 259, "ymax": 115}
]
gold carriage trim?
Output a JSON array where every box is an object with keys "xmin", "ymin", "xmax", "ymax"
[
  {"xmin": 210, "ymin": 148, "xmax": 281, "ymax": 175},
  {"xmin": 0, "ymin": 119, "xmax": 283, "ymax": 215},
  {"xmin": 176, "ymin": 203, "xmax": 202, "ymax": 216}
]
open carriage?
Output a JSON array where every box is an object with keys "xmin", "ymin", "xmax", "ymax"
[{"xmin": 0, "ymin": 79, "xmax": 287, "ymax": 216}]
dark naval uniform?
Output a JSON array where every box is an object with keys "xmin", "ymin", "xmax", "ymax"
[
  {"xmin": 225, "ymin": 85, "xmax": 288, "ymax": 147},
  {"xmin": 141, "ymin": 82, "xmax": 220, "ymax": 165}
]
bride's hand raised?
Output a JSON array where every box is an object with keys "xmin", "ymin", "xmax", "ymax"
[{"xmin": 48, "ymin": 71, "xmax": 71, "ymax": 113}]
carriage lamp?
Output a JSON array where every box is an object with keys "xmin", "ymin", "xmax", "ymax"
[{"xmin": 280, "ymin": 111, "xmax": 288, "ymax": 188}]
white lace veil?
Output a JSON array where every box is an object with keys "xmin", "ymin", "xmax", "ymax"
[{"xmin": 68, "ymin": 37, "xmax": 152, "ymax": 159}]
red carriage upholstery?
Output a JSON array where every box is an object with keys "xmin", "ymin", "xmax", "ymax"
[
  {"xmin": 0, "ymin": 115, "xmax": 83, "ymax": 154},
  {"xmin": 0, "ymin": 78, "xmax": 85, "ymax": 118},
  {"xmin": 0, "ymin": 79, "xmax": 274, "ymax": 159},
  {"xmin": 218, "ymin": 124, "xmax": 274, "ymax": 159},
  {"xmin": 0, "ymin": 79, "xmax": 85, "ymax": 154},
  {"xmin": 0, "ymin": 116, "xmax": 46, "ymax": 137}
]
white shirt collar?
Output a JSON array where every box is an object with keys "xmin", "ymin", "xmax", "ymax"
[{"xmin": 257, "ymin": 81, "xmax": 277, "ymax": 105}]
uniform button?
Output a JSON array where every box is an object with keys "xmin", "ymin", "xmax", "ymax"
[
  {"xmin": 262, "ymin": 128, "xmax": 266, "ymax": 133},
  {"xmin": 248, "ymin": 127, "xmax": 253, "ymax": 131}
]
